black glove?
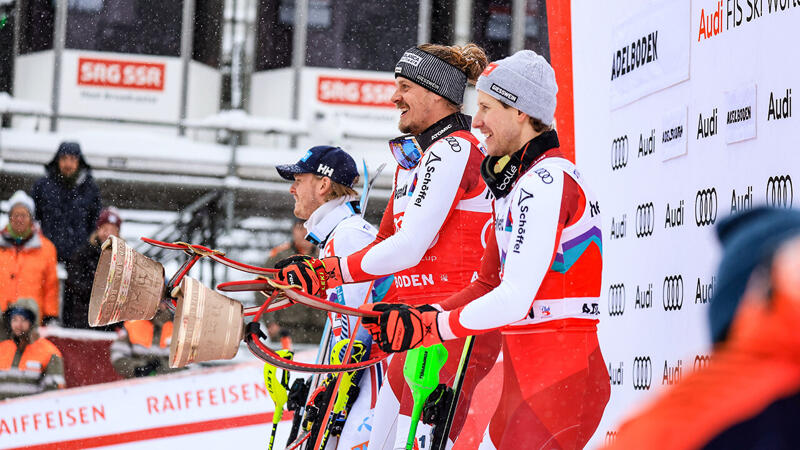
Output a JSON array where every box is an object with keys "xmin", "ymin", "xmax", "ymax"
[
  {"xmin": 133, "ymin": 359, "xmax": 161, "ymax": 377},
  {"xmin": 423, "ymin": 383, "xmax": 455, "ymax": 450}
]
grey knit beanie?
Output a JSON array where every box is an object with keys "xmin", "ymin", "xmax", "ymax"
[{"xmin": 476, "ymin": 50, "xmax": 558, "ymax": 126}]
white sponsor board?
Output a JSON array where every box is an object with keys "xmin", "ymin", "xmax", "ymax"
[
  {"xmin": 573, "ymin": 0, "xmax": 799, "ymax": 447},
  {"xmin": 609, "ymin": 1, "xmax": 691, "ymax": 109},
  {"xmin": 0, "ymin": 362, "xmax": 296, "ymax": 449},
  {"xmin": 724, "ymin": 82, "xmax": 757, "ymax": 144}
]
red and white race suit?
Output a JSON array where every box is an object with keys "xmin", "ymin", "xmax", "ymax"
[
  {"xmin": 437, "ymin": 135, "xmax": 610, "ymax": 449},
  {"xmin": 339, "ymin": 113, "xmax": 502, "ymax": 450}
]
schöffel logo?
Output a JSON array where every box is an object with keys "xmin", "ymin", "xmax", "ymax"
[
  {"xmin": 632, "ymin": 356, "xmax": 652, "ymax": 390},
  {"xmin": 662, "ymin": 275, "xmax": 684, "ymax": 311},
  {"xmin": 765, "ymin": 175, "xmax": 793, "ymax": 208},
  {"xmin": 694, "ymin": 188, "xmax": 718, "ymax": 226},
  {"xmin": 611, "ymin": 136, "xmax": 629, "ymax": 170},
  {"xmin": 693, "ymin": 354, "xmax": 711, "ymax": 371},
  {"xmin": 608, "ymin": 283, "xmax": 625, "ymax": 316},
  {"xmin": 635, "ymin": 202, "xmax": 655, "ymax": 238}
]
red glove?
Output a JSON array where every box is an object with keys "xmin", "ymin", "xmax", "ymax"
[
  {"xmin": 274, "ymin": 255, "xmax": 343, "ymax": 298},
  {"xmin": 360, "ymin": 303, "xmax": 442, "ymax": 352}
]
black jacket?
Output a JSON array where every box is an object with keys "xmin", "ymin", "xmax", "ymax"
[
  {"xmin": 32, "ymin": 144, "xmax": 102, "ymax": 262},
  {"xmin": 61, "ymin": 237, "xmax": 102, "ymax": 329}
]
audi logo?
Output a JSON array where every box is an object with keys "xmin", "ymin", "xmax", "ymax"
[
  {"xmin": 635, "ymin": 202, "xmax": 655, "ymax": 238},
  {"xmin": 693, "ymin": 354, "xmax": 711, "ymax": 371},
  {"xmin": 662, "ymin": 275, "xmax": 684, "ymax": 311},
  {"xmin": 766, "ymin": 175, "xmax": 793, "ymax": 208},
  {"xmin": 632, "ymin": 356, "xmax": 652, "ymax": 390},
  {"xmin": 604, "ymin": 431, "xmax": 617, "ymax": 446},
  {"xmin": 608, "ymin": 283, "xmax": 625, "ymax": 316},
  {"xmin": 610, "ymin": 136, "xmax": 628, "ymax": 170},
  {"xmin": 694, "ymin": 188, "xmax": 718, "ymax": 226}
]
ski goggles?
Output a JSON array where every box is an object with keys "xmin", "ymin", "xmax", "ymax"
[{"xmin": 389, "ymin": 135, "xmax": 423, "ymax": 170}]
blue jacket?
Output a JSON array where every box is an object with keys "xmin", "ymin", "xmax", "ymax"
[{"xmin": 32, "ymin": 143, "xmax": 102, "ymax": 262}]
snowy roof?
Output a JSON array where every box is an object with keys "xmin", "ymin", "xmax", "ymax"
[
  {"xmin": 0, "ymin": 92, "xmax": 52, "ymax": 115},
  {"xmin": 181, "ymin": 109, "xmax": 309, "ymax": 135}
]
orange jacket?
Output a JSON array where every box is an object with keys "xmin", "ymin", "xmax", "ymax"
[
  {"xmin": 0, "ymin": 231, "xmax": 59, "ymax": 319},
  {"xmin": 0, "ymin": 337, "xmax": 65, "ymax": 399}
]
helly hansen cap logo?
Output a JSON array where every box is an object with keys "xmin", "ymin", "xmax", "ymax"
[
  {"xmin": 317, "ymin": 164, "xmax": 334, "ymax": 177},
  {"xmin": 490, "ymin": 83, "xmax": 518, "ymax": 103}
]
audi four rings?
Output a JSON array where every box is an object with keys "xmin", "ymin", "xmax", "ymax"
[
  {"xmin": 608, "ymin": 283, "xmax": 625, "ymax": 316},
  {"xmin": 694, "ymin": 188, "xmax": 718, "ymax": 226},
  {"xmin": 635, "ymin": 202, "xmax": 654, "ymax": 237},
  {"xmin": 662, "ymin": 275, "xmax": 684, "ymax": 311},
  {"xmin": 632, "ymin": 356, "xmax": 652, "ymax": 390},
  {"xmin": 611, "ymin": 135, "xmax": 628, "ymax": 170},
  {"xmin": 766, "ymin": 175, "xmax": 793, "ymax": 208}
]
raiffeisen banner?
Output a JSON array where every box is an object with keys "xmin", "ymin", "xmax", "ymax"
[{"xmin": 0, "ymin": 363, "xmax": 293, "ymax": 449}]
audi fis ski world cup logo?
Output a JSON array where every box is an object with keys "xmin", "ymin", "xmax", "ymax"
[
  {"xmin": 693, "ymin": 354, "xmax": 711, "ymax": 371},
  {"xmin": 635, "ymin": 202, "xmax": 655, "ymax": 238},
  {"xmin": 632, "ymin": 356, "xmax": 652, "ymax": 390},
  {"xmin": 766, "ymin": 175, "xmax": 793, "ymax": 208},
  {"xmin": 608, "ymin": 283, "xmax": 625, "ymax": 316},
  {"xmin": 694, "ymin": 188, "xmax": 718, "ymax": 226},
  {"xmin": 662, "ymin": 275, "xmax": 684, "ymax": 311},
  {"xmin": 611, "ymin": 136, "xmax": 629, "ymax": 170}
]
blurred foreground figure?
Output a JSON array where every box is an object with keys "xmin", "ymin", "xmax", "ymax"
[
  {"xmin": 608, "ymin": 206, "xmax": 800, "ymax": 450},
  {"xmin": 0, "ymin": 298, "xmax": 65, "ymax": 399}
]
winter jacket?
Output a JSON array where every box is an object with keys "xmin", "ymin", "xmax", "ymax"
[
  {"xmin": 32, "ymin": 146, "xmax": 102, "ymax": 262},
  {"xmin": 0, "ymin": 230, "xmax": 59, "ymax": 320},
  {"xmin": 0, "ymin": 298, "xmax": 66, "ymax": 399},
  {"xmin": 62, "ymin": 234, "xmax": 103, "ymax": 329}
]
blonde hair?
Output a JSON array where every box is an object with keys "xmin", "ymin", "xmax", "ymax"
[
  {"xmin": 418, "ymin": 43, "xmax": 489, "ymax": 85},
  {"xmin": 315, "ymin": 175, "xmax": 360, "ymax": 202}
]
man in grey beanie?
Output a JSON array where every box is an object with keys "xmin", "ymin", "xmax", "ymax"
[{"xmin": 360, "ymin": 49, "xmax": 609, "ymax": 449}]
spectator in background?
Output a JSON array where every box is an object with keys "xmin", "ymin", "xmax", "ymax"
[
  {"xmin": 263, "ymin": 220, "xmax": 321, "ymax": 343},
  {"xmin": 0, "ymin": 298, "xmax": 65, "ymax": 400},
  {"xmin": 0, "ymin": 191, "xmax": 59, "ymax": 331},
  {"xmin": 265, "ymin": 220, "xmax": 317, "ymax": 267},
  {"xmin": 607, "ymin": 207, "xmax": 800, "ymax": 450},
  {"xmin": 110, "ymin": 304, "xmax": 182, "ymax": 378},
  {"xmin": 32, "ymin": 141, "xmax": 102, "ymax": 263},
  {"xmin": 62, "ymin": 207, "xmax": 122, "ymax": 329}
]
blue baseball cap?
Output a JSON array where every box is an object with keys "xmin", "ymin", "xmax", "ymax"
[{"xmin": 276, "ymin": 146, "xmax": 359, "ymax": 188}]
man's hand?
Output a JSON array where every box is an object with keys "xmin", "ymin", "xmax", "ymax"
[
  {"xmin": 360, "ymin": 303, "xmax": 442, "ymax": 352},
  {"xmin": 274, "ymin": 255, "xmax": 343, "ymax": 297}
]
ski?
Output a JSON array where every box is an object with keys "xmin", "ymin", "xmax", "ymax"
[{"xmin": 434, "ymin": 335, "xmax": 475, "ymax": 450}]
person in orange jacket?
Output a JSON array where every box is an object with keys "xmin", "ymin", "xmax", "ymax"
[
  {"xmin": 0, "ymin": 297, "xmax": 65, "ymax": 400},
  {"xmin": 0, "ymin": 191, "xmax": 59, "ymax": 329},
  {"xmin": 607, "ymin": 207, "xmax": 800, "ymax": 450},
  {"xmin": 110, "ymin": 304, "xmax": 184, "ymax": 378}
]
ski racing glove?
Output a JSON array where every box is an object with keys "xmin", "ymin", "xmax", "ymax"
[
  {"xmin": 360, "ymin": 303, "xmax": 442, "ymax": 352},
  {"xmin": 274, "ymin": 255, "xmax": 343, "ymax": 298}
]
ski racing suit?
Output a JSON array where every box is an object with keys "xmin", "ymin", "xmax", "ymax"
[
  {"xmin": 304, "ymin": 196, "xmax": 394, "ymax": 450},
  {"xmin": 338, "ymin": 113, "xmax": 502, "ymax": 450},
  {"xmin": 437, "ymin": 131, "xmax": 610, "ymax": 449}
]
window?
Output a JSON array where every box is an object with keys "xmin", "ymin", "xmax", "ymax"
[
  {"xmin": 193, "ymin": 0, "xmax": 223, "ymax": 67},
  {"xmin": 255, "ymin": 0, "xmax": 420, "ymax": 72},
  {"xmin": 65, "ymin": 0, "xmax": 183, "ymax": 57},
  {"xmin": 18, "ymin": 0, "xmax": 55, "ymax": 54},
  {"xmin": 472, "ymin": 0, "xmax": 550, "ymax": 62}
]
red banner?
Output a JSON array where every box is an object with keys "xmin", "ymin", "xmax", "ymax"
[
  {"xmin": 77, "ymin": 57, "xmax": 165, "ymax": 91},
  {"xmin": 317, "ymin": 76, "xmax": 395, "ymax": 107}
]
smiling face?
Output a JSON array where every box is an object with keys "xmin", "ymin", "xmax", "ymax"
[
  {"xmin": 391, "ymin": 77, "xmax": 452, "ymax": 135},
  {"xmin": 473, "ymin": 91, "xmax": 529, "ymax": 157}
]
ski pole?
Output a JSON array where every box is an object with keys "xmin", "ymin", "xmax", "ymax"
[
  {"xmin": 264, "ymin": 349, "xmax": 293, "ymax": 450},
  {"xmin": 434, "ymin": 335, "xmax": 474, "ymax": 450},
  {"xmin": 404, "ymin": 343, "xmax": 448, "ymax": 450}
]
